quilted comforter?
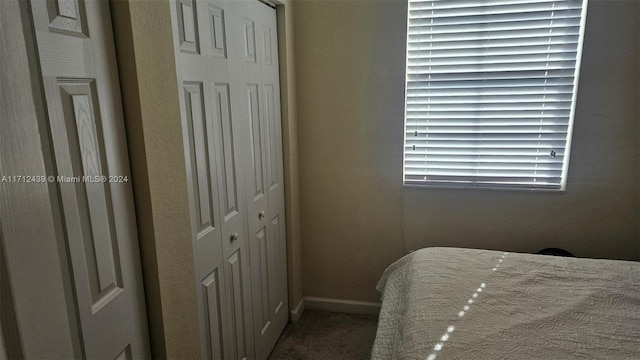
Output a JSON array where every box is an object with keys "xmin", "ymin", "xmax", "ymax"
[{"xmin": 372, "ymin": 247, "xmax": 640, "ymax": 359}]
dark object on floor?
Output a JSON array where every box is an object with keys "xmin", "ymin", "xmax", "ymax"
[
  {"xmin": 537, "ymin": 247, "xmax": 575, "ymax": 257},
  {"xmin": 268, "ymin": 310, "xmax": 379, "ymax": 360}
]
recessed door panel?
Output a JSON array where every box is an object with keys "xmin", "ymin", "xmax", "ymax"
[
  {"xmin": 181, "ymin": 80, "xmax": 225, "ymax": 291},
  {"xmin": 247, "ymin": 83, "xmax": 266, "ymax": 200},
  {"xmin": 46, "ymin": 0, "xmax": 87, "ymax": 36},
  {"xmin": 214, "ymin": 83, "xmax": 239, "ymax": 220},
  {"xmin": 270, "ymin": 215, "xmax": 285, "ymax": 317},
  {"xmin": 256, "ymin": 227, "xmax": 270, "ymax": 334},
  {"xmin": 184, "ymin": 82, "xmax": 216, "ymax": 235},
  {"xmin": 209, "ymin": 5, "xmax": 227, "ymax": 59},
  {"xmin": 225, "ymin": 250, "xmax": 249, "ymax": 360},
  {"xmin": 176, "ymin": 0, "xmax": 199, "ymax": 54},
  {"xmin": 261, "ymin": 26, "xmax": 272, "ymax": 65},
  {"xmin": 202, "ymin": 269, "xmax": 225, "ymax": 360},
  {"xmin": 243, "ymin": 19, "xmax": 256, "ymax": 63},
  {"xmin": 264, "ymin": 84, "xmax": 278, "ymax": 191},
  {"xmin": 58, "ymin": 80, "xmax": 124, "ymax": 312}
]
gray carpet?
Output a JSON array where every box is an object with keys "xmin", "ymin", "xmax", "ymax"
[{"xmin": 268, "ymin": 310, "xmax": 379, "ymax": 360}]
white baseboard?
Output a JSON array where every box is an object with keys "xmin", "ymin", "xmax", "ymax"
[
  {"xmin": 289, "ymin": 298, "xmax": 305, "ymax": 323},
  {"xmin": 304, "ymin": 296, "xmax": 381, "ymax": 316}
]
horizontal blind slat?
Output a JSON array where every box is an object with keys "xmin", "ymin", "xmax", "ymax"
[
  {"xmin": 409, "ymin": 9, "xmax": 582, "ymax": 26},
  {"xmin": 409, "ymin": 0, "xmax": 583, "ymax": 11},
  {"xmin": 408, "ymin": 36, "xmax": 579, "ymax": 50},
  {"xmin": 404, "ymin": 155, "xmax": 565, "ymax": 162},
  {"xmin": 407, "ymin": 87, "xmax": 574, "ymax": 96},
  {"xmin": 408, "ymin": 53, "xmax": 578, "ymax": 67},
  {"xmin": 408, "ymin": 20, "xmax": 580, "ymax": 35},
  {"xmin": 405, "ymin": 149, "xmax": 566, "ymax": 156},
  {"xmin": 408, "ymin": 46, "xmax": 578, "ymax": 59}
]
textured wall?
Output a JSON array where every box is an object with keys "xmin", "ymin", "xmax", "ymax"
[
  {"xmin": 294, "ymin": 0, "xmax": 408, "ymax": 302},
  {"xmin": 294, "ymin": 0, "xmax": 640, "ymax": 303},
  {"xmin": 110, "ymin": 0, "xmax": 200, "ymax": 358}
]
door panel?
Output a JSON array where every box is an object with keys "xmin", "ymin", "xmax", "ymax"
[
  {"xmin": 47, "ymin": 0, "xmax": 88, "ymax": 35},
  {"xmin": 256, "ymin": 226, "xmax": 270, "ymax": 335},
  {"xmin": 57, "ymin": 79, "xmax": 124, "ymax": 311},
  {"xmin": 262, "ymin": 13, "xmax": 288, "ymax": 336},
  {"xmin": 242, "ymin": 19, "xmax": 257, "ymax": 63},
  {"xmin": 183, "ymin": 82, "xmax": 215, "ymax": 236},
  {"xmin": 202, "ymin": 269, "xmax": 225, "ymax": 360},
  {"xmin": 225, "ymin": 249, "xmax": 250, "ymax": 360},
  {"xmin": 214, "ymin": 83, "xmax": 239, "ymax": 220},
  {"xmin": 247, "ymin": 83, "xmax": 267, "ymax": 202},
  {"xmin": 182, "ymin": 80, "xmax": 225, "ymax": 281},
  {"xmin": 215, "ymin": 81, "xmax": 242, "ymax": 234},
  {"xmin": 176, "ymin": 0, "xmax": 200, "ymax": 54},
  {"xmin": 30, "ymin": 0, "xmax": 150, "ymax": 357},
  {"xmin": 208, "ymin": 4, "xmax": 227, "ymax": 58},
  {"xmin": 264, "ymin": 84, "xmax": 278, "ymax": 190},
  {"xmin": 261, "ymin": 26, "xmax": 272, "ymax": 66},
  {"xmin": 238, "ymin": 2, "xmax": 288, "ymax": 359},
  {"xmin": 182, "ymin": 76, "xmax": 234, "ymax": 359},
  {"xmin": 270, "ymin": 215, "xmax": 285, "ymax": 317},
  {"xmin": 171, "ymin": 1, "xmax": 255, "ymax": 359}
]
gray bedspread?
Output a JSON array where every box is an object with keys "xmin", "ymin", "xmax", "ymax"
[{"xmin": 372, "ymin": 247, "xmax": 640, "ymax": 359}]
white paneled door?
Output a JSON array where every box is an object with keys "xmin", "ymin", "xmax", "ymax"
[
  {"xmin": 171, "ymin": 1, "xmax": 288, "ymax": 359},
  {"xmin": 236, "ymin": 2, "xmax": 289, "ymax": 359},
  {"xmin": 28, "ymin": 0, "xmax": 150, "ymax": 358},
  {"xmin": 172, "ymin": 1, "xmax": 256, "ymax": 359}
]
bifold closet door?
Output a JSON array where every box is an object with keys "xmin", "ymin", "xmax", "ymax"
[
  {"xmin": 237, "ymin": 2, "xmax": 289, "ymax": 359},
  {"xmin": 171, "ymin": 1, "xmax": 255, "ymax": 359},
  {"xmin": 171, "ymin": 1, "xmax": 288, "ymax": 359},
  {"xmin": 26, "ymin": 0, "xmax": 150, "ymax": 358}
]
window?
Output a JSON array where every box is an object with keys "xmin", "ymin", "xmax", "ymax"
[{"xmin": 403, "ymin": 0, "xmax": 588, "ymax": 190}]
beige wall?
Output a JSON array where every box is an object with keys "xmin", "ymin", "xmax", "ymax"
[
  {"xmin": 295, "ymin": 0, "xmax": 408, "ymax": 302},
  {"xmin": 295, "ymin": 0, "xmax": 640, "ymax": 303},
  {"xmin": 111, "ymin": 1, "xmax": 200, "ymax": 358}
]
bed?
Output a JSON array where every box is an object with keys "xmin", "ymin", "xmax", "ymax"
[{"xmin": 372, "ymin": 247, "xmax": 640, "ymax": 360}]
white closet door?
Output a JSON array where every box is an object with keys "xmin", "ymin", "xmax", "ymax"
[
  {"xmin": 172, "ymin": 2, "xmax": 288, "ymax": 359},
  {"xmin": 171, "ymin": 1, "xmax": 255, "ymax": 359},
  {"xmin": 28, "ymin": 0, "xmax": 150, "ymax": 358},
  {"xmin": 237, "ymin": 2, "xmax": 289, "ymax": 359}
]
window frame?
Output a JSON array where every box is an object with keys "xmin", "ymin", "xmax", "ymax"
[{"xmin": 401, "ymin": 0, "xmax": 590, "ymax": 192}]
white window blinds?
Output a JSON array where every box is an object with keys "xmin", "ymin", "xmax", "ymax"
[{"xmin": 403, "ymin": 0, "xmax": 588, "ymax": 190}]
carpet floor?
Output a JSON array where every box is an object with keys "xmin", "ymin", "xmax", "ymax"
[{"xmin": 268, "ymin": 310, "xmax": 379, "ymax": 360}]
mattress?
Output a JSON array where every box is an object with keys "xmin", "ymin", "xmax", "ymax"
[{"xmin": 372, "ymin": 247, "xmax": 640, "ymax": 360}]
